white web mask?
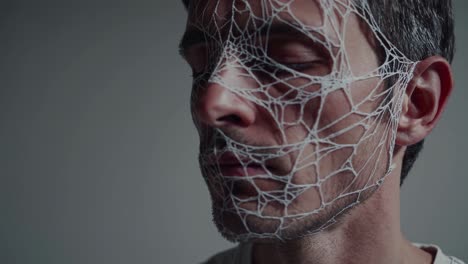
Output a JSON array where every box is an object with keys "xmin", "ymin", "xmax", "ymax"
[{"xmin": 183, "ymin": 0, "xmax": 417, "ymax": 241}]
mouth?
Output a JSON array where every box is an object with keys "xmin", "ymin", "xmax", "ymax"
[
  {"xmin": 202, "ymin": 148, "xmax": 296, "ymax": 178},
  {"xmin": 202, "ymin": 152, "xmax": 288, "ymax": 198},
  {"xmin": 207, "ymin": 151, "xmax": 270, "ymax": 177}
]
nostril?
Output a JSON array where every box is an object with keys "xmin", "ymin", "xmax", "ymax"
[
  {"xmin": 217, "ymin": 114, "xmax": 243, "ymax": 126},
  {"xmin": 195, "ymin": 84, "xmax": 256, "ymax": 128}
]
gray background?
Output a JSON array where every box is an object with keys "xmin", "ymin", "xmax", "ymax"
[{"xmin": 1, "ymin": 1, "xmax": 466, "ymax": 263}]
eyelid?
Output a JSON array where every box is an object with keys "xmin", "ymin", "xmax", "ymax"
[
  {"xmin": 258, "ymin": 56, "xmax": 330, "ymax": 78},
  {"xmin": 282, "ymin": 61, "xmax": 322, "ymax": 70},
  {"xmin": 265, "ymin": 35, "xmax": 330, "ymax": 59},
  {"xmin": 273, "ymin": 54, "xmax": 325, "ymax": 65}
]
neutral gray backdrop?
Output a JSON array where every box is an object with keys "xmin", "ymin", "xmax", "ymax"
[{"xmin": 1, "ymin": 1, "xmax": 467, "ymax": 264}]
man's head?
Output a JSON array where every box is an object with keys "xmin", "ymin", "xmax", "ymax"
[{"xmin": 179, "ymin": 0, "xmax": 454, "ymax": 242}]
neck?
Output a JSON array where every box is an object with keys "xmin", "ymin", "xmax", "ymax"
[{"xmin": 252, "ymin": 151, "xmax": 433, "ymax": 264}]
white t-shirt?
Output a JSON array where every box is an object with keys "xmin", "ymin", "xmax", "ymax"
[{"xmin": 203, "ymin": 242, "xmax": 465, "ymax": 264}]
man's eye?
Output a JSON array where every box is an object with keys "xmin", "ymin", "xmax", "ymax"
[
  {"xmin": 258, "ymin": 60, "xmax": 325, "ymax": 78},
  {"xmin": 281, "ymin": 61, "xmax": 322, "ymax": 72},
  {"xmin": 182, "ymin": 44, "xmax": 209, "ymax": 79},
  {"xmin": 263, "ymin": 38, "xmax": 331, "ymax": 76}
]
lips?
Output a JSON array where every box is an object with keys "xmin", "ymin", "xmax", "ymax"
[
  {"xmin": 209, "ymin": 152, "xmax": 268, "ymax": 177},
  {"xmin": 220, "ymin": 163, "xmax": 268, "ymax": 177}
]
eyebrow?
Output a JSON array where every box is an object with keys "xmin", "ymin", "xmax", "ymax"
[{"xmin": 178, "ymin": 22, "xmax": 319, "ymax": 56}]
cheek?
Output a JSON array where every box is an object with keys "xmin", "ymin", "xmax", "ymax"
[
  {"xmin": 255, "ymin": 75, "xmax": 383, "ymax": 150},
  {"xmin": 315, "ymin": 88, "xmax": 358, "ymax": 143},
  {"xmin": 350, "ymin": 77, "xmax": 384, "ymax": 110},
  {"xmin": 271, "ymin": 85, "xmax": 361, "ymax": 145},
  {"xmin": 311, "ymin": 77, "xmax": 382, "ymax": 143}
]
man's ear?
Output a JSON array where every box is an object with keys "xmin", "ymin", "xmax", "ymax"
[{"xmin": 396, "ymin": 56, "xmax": 454, "ymax": 146}]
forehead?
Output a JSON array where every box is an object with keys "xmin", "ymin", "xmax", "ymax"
[{"xmin": 186, "ymin": 0, "xmax": 341, "ymax": 34}]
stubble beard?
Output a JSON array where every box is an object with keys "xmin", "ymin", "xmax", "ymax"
[{"xmin": 203, "ymin": 131, "xmax": 392, "ymax": 243}]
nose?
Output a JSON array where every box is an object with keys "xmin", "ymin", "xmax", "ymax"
[{"xmin": 193, "ymin": 63, "xmax": 256, "ymax": 129}]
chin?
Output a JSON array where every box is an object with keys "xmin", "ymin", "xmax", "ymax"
[{"xmin": 210, "ymin": 183, "xmax": 381, "ymax": 243}]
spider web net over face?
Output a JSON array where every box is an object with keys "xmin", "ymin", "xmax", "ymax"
[{"xmin": 184, "ymin": 0, "xmax": 417, "ymax": 241}]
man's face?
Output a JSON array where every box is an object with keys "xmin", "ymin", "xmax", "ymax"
[{"xmin": 180, "ymin": 0, "xmax": 415, "ymax": 241}]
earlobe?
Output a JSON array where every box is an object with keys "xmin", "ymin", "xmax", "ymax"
[{"xmin": 395, "ymin": 56, "xmax": 453, "ymax": 146}]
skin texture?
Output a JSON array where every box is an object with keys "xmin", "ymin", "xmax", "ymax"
[{"xmin": 180, "ymin": 0, "xmax": 453, "ymax": 263}]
